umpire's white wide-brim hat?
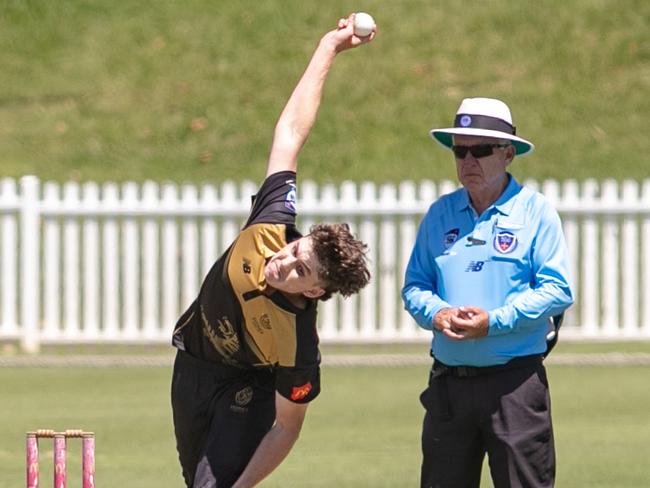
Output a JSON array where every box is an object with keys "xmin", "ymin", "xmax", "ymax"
[{"xmin": 430, "ymin": 97, "xmax": 535, "ymax": 156}]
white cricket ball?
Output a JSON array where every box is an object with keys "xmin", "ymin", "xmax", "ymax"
[{"xmin": 353, "ymin": 12, "xmax": 375, "ymax": 37}]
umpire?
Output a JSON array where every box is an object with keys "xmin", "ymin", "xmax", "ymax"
[{"xmin": 402, "ymin": 97, "xmax": 574, "ymax": 488}]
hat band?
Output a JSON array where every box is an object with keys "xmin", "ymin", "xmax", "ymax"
[{"xmin": 454, "ymin": 114, "xmax": 516, "ymax": 135}]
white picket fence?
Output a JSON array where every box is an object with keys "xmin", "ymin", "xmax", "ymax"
[{"xmin": 2, "ymin": 175, "xmax": 650, "ymax": 352}]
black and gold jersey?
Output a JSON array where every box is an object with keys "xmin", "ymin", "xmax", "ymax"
[{"xmin": 172, "ymin": 171, "xmax": 320, "ymax": 404}]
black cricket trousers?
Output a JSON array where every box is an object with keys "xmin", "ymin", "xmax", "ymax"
[
  {"xmin": 419, "ymin": 356, "xmax": 555, "ymax": 488},
  {"xmin": 171, "ymin": 350, "xmax": 276, "ymax": 488}
]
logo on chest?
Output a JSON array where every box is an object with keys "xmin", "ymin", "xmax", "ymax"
[
  {"xmin": 494, "ymin": 231, "xmax": 517, "ymax": 254},
  {"xmin": 443, "ymin": 228, "xmax": 459, "ymax": 249},
  {"xmin": 465, "ymin": 261, "xmax": 485, "ymax": 272},
  {"xmin": 252, "ymin": 314, "xmax": 273, "ymax": 334}
]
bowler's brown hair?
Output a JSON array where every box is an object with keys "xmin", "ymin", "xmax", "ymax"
[{"xmin": 309, "ymin": 223, "xmax": 371, "ymax": 301}]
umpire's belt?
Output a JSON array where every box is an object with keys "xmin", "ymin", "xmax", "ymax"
[{"xmin": 432, "ymin": 354, "xmax": 543, "ymax": 379}]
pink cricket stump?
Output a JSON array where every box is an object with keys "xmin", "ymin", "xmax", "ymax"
[
  {"xmin": 82, "ymin": 434, "xmax": 95, "ymax": 488},
  {"xmin": 53, "ymin": 434, "xmax": 66, "ymax": 488},
  {"xmin": 26, "ymin": 430, "xmax": 95, "ymax": 488},
  {"xmin": 26, "ymin": 433, "xmax": 39, "ymax": 488}
]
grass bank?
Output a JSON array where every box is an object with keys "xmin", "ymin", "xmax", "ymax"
[{"xmin": 1, "ymin": 0, "xmax": 647, "ymax": 184}]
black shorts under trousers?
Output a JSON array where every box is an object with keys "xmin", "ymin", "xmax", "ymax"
[
  {"xmin": 419, "ymin": 355, "xmax": 554, "ymax": 488},
  {"xmin": 171, "ymin": 349, "xmax": 276, "ymax": 488}
]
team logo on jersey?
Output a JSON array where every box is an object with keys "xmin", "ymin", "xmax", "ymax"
[
  {"xmin": 443, "ymin": 228, "xmax": 459, "ymax": 249},
  {"xmin": 230, "ymin": 386, "xmax": 253, "ymax": 413},
  {"xmin": 284, "ymin": 184, "xmax": 297, "ymax": 213},
  {"xmin": 235, "ymin": 386, "xmax": 253, "ymax": 406},
  {"xmin": 260, "ymin": 314, "xmax": 271, "ymax": 330},
  {"xmin": 252, "ymin": 314, "xmax": 272, "ymax": 335},
  {"xmin": 290, "ymin": 382, "xmax": 312, "ymax": 401},
  {"xmin": 212, "ymin": 315, "xmax": 240, "ymax": 357},
  {"xmin": 242, "ymin": 258, "xmax": 252, "ymax": 274},
  {"xmin": 494, "ymin": 231, "xmax": 517, "ymax": 254}
]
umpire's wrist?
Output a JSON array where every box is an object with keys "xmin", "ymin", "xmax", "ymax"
[{"xmin": 433, "ymin": 307, "xmax": 451, "ymax": 331}]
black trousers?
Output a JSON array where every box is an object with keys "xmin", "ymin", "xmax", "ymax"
[
  {"xmin": 171, "ymin": 350, "xmax": 276, "ymax": 488},
  {"xmin": 420, "ymin": 356, "xmax": 555, "ymax": 488}
]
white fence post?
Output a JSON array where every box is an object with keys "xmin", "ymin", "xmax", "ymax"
[
  {"xmin": 359, "ymin": 182, "xmax": 377, "ymax": 339},
  {"xmin": 19, "ymin": 176, "xmax": 40, "ymax": 353},
  {"xmin": 561, "ymin": 180, "xmax": 580, "ymax": 330},
  {"xmin": 141, "ymin": 181, "xmax": 160, "ymax": 339},
  {"xmin": 220, "ymin": 182, "xmax": 238, "ymax": 253},
  {"xmin": 621, "ymin": 180, "xmax": 639, "ymax": 337},
  {"xmin": 378, "ymin": 183, "xmax": 397, "ymax": 338},
  {"xmin": 581, "ymin": 179, "xmax": 600, "ymax": 336},
  {"xmin": 122, "ymin": 182, "xmax": 140, "ymax": 339},
  {"xmin": 641, "ymin": 180, "xmax": 650, "ymax": 338},
  {"xmin": 601, "ymin": 179, "xmax": 619, "ymax": 336},
  {"xmin": 200, "ymin": 183, "xmax": 218, "ymax": 277},
  {"xmin": 1, "ymin": 178, "xmax": 19, "ymax": 338},
  {"xmin": 42, "ymin": 182, "xmax": 61, "ymax": 340},
  {"xmin": 334, "ymin": 182, "xmax": 358, "ymax": 339},
  {"xmin": 161, "ymin": 183, "xmax": 179, "ymax": 336},
  {"xmin": 63, "ymin": 182, "xmax": 81, "ymax": 339},
  {"xmin": 102, "ymin": 183, "xmax": 120, "ymax": 339},
  {"xmin": 82, "ymin": 182, "xmax": 101, "ymax": 340},
  {"xmin": 181, "ymin": 184, "xmax": 200, "ymax": 308},
  {"xmin": 397, "ymin": 181, "xmax": 418, "ymax": 338}
]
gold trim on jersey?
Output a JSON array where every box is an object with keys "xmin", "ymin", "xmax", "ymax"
[
  {"xmin": 227, "ymin": 223, "xmax": 299, "ymax": 367},
  {"xmin": 173, "ymin": 310, "xmax": 195, "ymax": 336}
]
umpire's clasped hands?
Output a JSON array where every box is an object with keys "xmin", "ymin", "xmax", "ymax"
[{"xmin": 433, "ymin": 306, "xmax": 489, "ymax": 340}]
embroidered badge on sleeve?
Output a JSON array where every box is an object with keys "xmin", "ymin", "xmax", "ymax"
[{"xmin": 290, "ymin": 382, "xmax": 312, "ymax": 401}]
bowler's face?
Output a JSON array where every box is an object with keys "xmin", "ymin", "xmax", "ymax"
[
  {"xmin": 264, "ymin": 236, "xmax": 325, "ymax": 299},
  {"xmin": 452, "ymin": 134, "xmax": 514, "ymax": 196}
]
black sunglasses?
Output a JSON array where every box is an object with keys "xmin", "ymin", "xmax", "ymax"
[{"xmin": 451, "ymin": 144, "xmax": 510, "ymax": 159}]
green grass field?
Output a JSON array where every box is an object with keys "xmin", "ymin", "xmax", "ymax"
[
  {"xmin": 1, "ymin": 0, "xmax": 648, "ymax": 184},
  {"xmin": 1, "ymin": 343, "xmax": 650, "ymax": 487}
]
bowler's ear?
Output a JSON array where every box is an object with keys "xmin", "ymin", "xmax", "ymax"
[{"xmin": 303, "ymin": 287, "xmax": 325, "ymax": 299}]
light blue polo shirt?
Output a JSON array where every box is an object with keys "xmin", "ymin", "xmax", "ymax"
[{"xmin": 402, "ymin": 174, "xmax": 574, "ymax": 366}]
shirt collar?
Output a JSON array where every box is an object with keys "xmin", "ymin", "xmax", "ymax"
[
  {"xmin": 493, "ymin": 174, "xmax": 522, "ymax": 216},
  {"xmin": 455, "ymin": 189, "xmax": 472, "ymax": 213}
]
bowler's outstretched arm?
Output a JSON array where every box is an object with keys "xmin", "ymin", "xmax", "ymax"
[{"xmin": 265, "ymin": 14, "xmax": 376, "ymax": 178}]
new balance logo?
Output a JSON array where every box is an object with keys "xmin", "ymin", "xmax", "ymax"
[{"xmin": 465, "ymin": 261, "xmax": 485, "ymax": 272}]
